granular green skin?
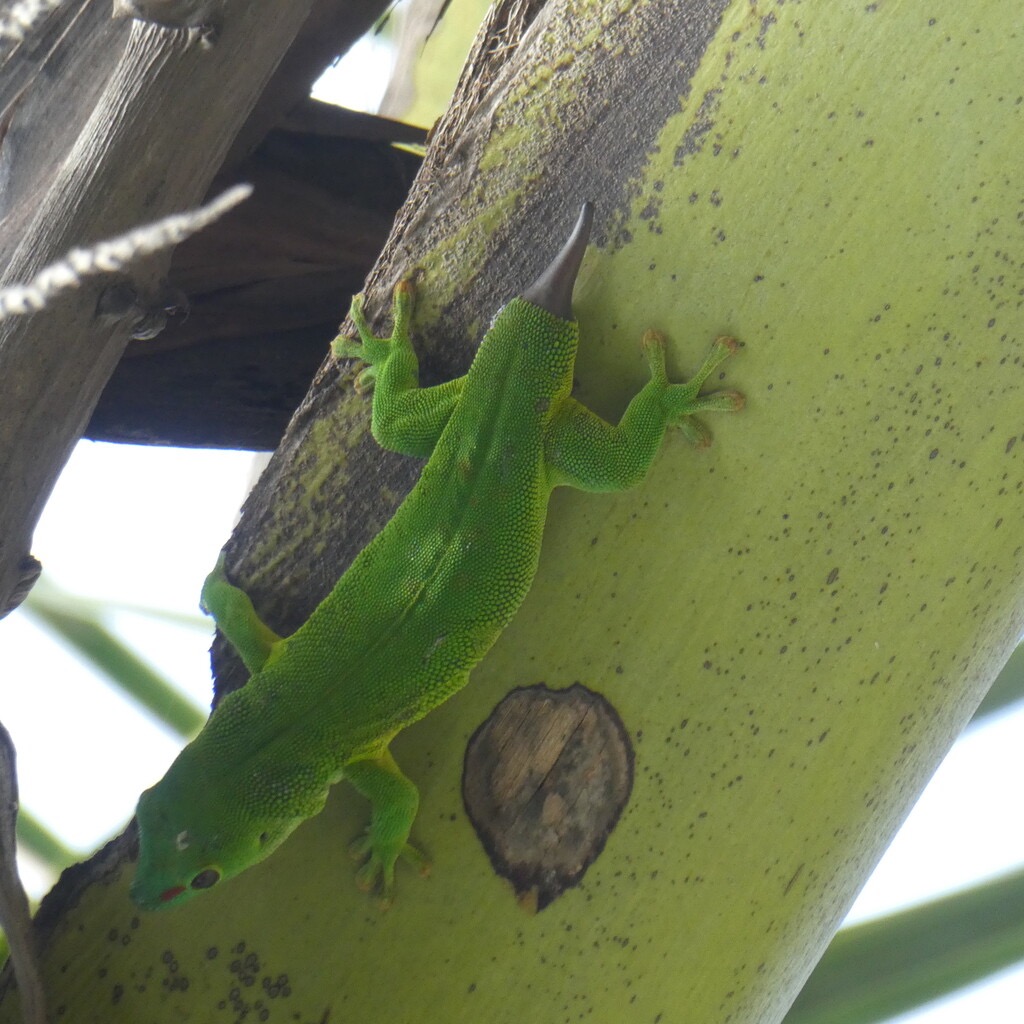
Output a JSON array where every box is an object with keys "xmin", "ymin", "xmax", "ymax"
[{"xmin": 132, "ymin": 221, "xmax": 741, "ymax": 912}]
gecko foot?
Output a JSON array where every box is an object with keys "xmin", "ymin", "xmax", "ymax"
[
  {"xmin": 642, "ymin": 330, "xmax": 745, "ymax": 448},
  {"xmin": 332, "ymin": 281, "xmax": 416, "ymax": 394},
  {"xmin": 349, "ymin": 831, "xmax": 431, "ymax": 910}
]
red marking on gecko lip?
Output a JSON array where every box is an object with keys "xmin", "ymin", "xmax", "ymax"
[{"xmin": 160, "ymin": 886, "xmax": 187, "ymax": 902}]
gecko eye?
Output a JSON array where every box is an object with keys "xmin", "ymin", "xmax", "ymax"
[{"xmin": 190, "ymin": 868, "xmax": 221, "ymax": 890}]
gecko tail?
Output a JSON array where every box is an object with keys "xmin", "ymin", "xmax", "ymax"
[{"xmin": 521, "ymin": 202, "xmax": 594, "ymax": 320}]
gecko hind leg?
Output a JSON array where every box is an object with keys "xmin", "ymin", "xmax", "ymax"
[
  {"xmin": 345, "ymin": 749, "xmax": 430, "ymax": 909},
  {"xmin": 642, "ymin": 330, "xmax": 745, "ymax": 448}
]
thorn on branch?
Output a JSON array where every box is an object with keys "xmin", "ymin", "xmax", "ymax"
[{"xmin": 0, "ymin": 183, "xmax": 252, "ymax": 323}]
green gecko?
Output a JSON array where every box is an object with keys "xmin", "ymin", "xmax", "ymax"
[{"xmin": 131, "ymin": 203, "xmax": 743, "ymax": 910}]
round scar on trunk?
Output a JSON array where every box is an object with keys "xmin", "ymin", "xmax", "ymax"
[{"xmin": 462, "ymin": 683, "xmax": 634, "ymax": 912}]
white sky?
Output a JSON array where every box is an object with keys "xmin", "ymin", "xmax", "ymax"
[{"xmin": 1, "ymin": 24, "xmax": 1022, "ymax": 1024}]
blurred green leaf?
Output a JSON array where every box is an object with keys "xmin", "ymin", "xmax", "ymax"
[
  {"xmin": 972, "ymin": 643, "xmax": 1024, "ymax": 725},
  {"xmin": 389, "ymin": 0, "xmax": 492, "ymax": 127},
  {"xmin": 14, "ymin": 811, "xmax": 78, "ymax": 871},
  {"xmin": 26, "ymin": 576, "xmax": 208, "ymax": 631},
  {"xmin": 786, "ymin": 866, "xmax": 1024, "ymax": 1024},
  {"xmin": 22, "ymin": 586, "xmax": 205, "ymax": 739}
]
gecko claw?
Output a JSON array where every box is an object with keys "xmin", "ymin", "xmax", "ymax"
[
  {"xmin": 331, "ymin": 283, "xmax": 418, "ymax": 396},
  {"xmin": 349, "ymin": 831, "xmax": 430, "ymax": 907},
  {"xmin": 643, "ymin": 330, "xmax": 744, "ymax": 446}
]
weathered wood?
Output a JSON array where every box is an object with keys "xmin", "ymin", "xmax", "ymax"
[
  {"xmin": 0, "ymin": 0, "xmax": 387, "ymax": 615},
  {"xmin": 222, "ymin": 0, "xmax": 387, "ymax": 169},
  {"xmin": 279, "ymin": 97, "xmax": 428, "ymax": 144},
  {"xmin": 86, "ymin": 124, "xmax": 422, "ymax": 449}
]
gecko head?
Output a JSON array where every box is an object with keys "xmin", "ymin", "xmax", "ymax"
[{"xmin": 130, "ymin": 761, "xmax": 295, "ymax": 911}]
